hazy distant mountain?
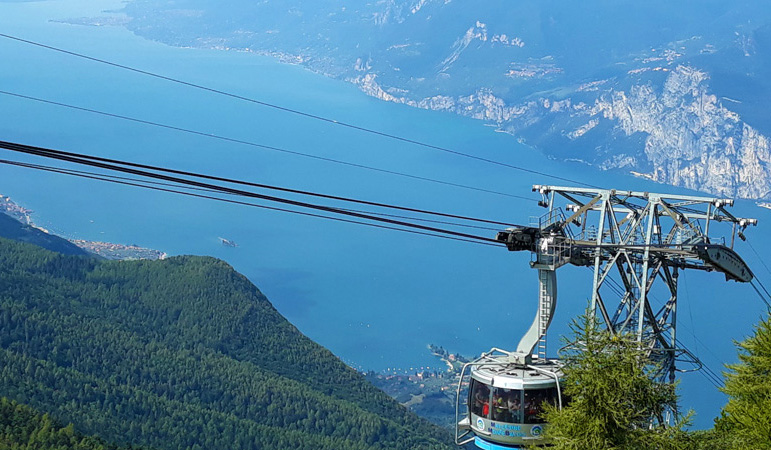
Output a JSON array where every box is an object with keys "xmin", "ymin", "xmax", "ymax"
[{"xmin": 121, "ymin": 0, "xmax": 771, "ymax": 199}]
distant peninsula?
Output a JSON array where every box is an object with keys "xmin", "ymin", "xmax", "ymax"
[
  {"xmin": 68, "ymin": 239, "xmax": 167, "ymax": 260},
  {"xmin": 0, "ymin": 194, "xmax": 166, "ymax": 260}
]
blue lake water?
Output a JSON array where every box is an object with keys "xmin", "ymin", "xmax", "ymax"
[{"xmin": 1, "ymin": 0, "xmax": 770, "ymax": 428}]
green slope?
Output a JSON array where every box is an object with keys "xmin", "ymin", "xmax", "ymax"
[
  {"xmin": 0, "ymin": 238, "xmax": 452, "ymax": 450},
  {"xmin": 0, "ymin": 213, "xmax": 89, "ymax": 257},
  {"xmin": 0, "ymin": 396, "xmax": 147, "ymax": 450}
]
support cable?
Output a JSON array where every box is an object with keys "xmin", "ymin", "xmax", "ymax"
[
  {"xmin": 2, "ymin": 159, "xmax": 503, "ymax": 231},
  {"xmin": 0, "ymin": 139, "xmax": 519, "ymax": 228},
  {"xmin": 0, "ymin": 90, "xmax": 532, "ymax": 202},
  {"xmin": 744, "ymin": 240, "xmax": 771, "ymax": 311},
  {"xmin": 0, "ymin": 159, "xmax": 502, "ymax": 247},
  {"xmin": 592, "ymin": 269, "xmax": 726, "ymax": 389},
  {"xmin": 672, "ymin": 339, "xmax": 723, "ymax": 390},
  {"xmin": 744, "ymin": 239, "xmax": 771, "ymax": 278},
  {"xmin": 749, "ymin": 280, "xmax": 771, "ymax": 312},
  {"xmin": 682, "ymin": 275, "xmax": 699, "ymax": 361},
  {"xmin": 0, "ymin": 141, "xmax": 505, "ymax": 245},
  {"xmin": 0, "ymin": 33, "xmax": 595, "ymax": 188},
  {"xmin": 753, "ymin": 279, "xmax": 771, "ymax": 305}
]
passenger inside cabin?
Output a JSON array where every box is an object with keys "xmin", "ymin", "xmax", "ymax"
[
  {"xmin": 492, "ymin": 394, "xmax": 509, "ymax": 422},
  {"xmin": 507, "ymin": 392, "xmax": 521, "ymax": 414},
  {"xmin": 524, "ymin": 390, "xmax": 545, "ymax": 423},
  {"xmin": 471, "ymin": 383, "xmax": 491, "ymax": 417}
]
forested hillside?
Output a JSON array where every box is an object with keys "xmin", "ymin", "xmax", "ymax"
[
  {"xmin": 0, "ymin": 238, "xmax": 452, "ymax": 450},
  {"xmin": 0, "ymin": 212, "xmax": 88, "ymax": 256},
  {"xmin": 0, "ymin": 396, "xmax": 146, "ymax": 450}
]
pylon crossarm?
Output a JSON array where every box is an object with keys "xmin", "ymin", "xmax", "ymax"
[
  {"xmin": 561, "ymin": 194, "xmax": 602, "ymax": 230},
  {"xmin": 658, "ymin": 200, "xmax": 686, "ymax": 229}
]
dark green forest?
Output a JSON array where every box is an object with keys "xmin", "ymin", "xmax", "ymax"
[
  {"xmin": 0, "ymin": 396, "xmax": 146, "ymax": 450},
  {"xmin": 0, "ymin": 213, "xmax": 88, "ymax": 256},
  {"xmin": 0, "ymin": 237, "xmax": 453, "ymax": 450}
]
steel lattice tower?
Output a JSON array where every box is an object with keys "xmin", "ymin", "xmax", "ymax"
[{"xmin": 528, "ymin": 186, "xmax": 756, "ymax": 385}]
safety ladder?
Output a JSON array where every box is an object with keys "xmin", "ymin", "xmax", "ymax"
[{"xmin": 536, "ymin": 269, "xmax": 553, "ymax": 360}]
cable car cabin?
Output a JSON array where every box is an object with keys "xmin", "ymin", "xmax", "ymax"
[{"xmin": 459, "ymin": 359, "xmax": 564, "ymax": 449}]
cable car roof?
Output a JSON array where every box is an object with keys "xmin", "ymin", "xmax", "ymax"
[{"xmin": 471, "ymin": 359, "xmax": 563, "ymax": 389}]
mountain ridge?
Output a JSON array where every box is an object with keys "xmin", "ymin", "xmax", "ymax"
[
  {"xmin": 116, "ymin": 0, "xmax": 771, "ymax": 199},
  {"xmin": 0, "ymin": 237, "xmax": 453, "ymax": 450}
]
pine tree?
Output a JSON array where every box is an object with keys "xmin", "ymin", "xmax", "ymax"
[
  {"xmin": 542, "ymin": 312, "xmax": 689, "ymax": 450},
  {"xmin": 716, "ymin": 312, "xmax": 771, "ymax": 450}
]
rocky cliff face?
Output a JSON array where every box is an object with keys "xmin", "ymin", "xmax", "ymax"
[
  {"xmin": 119, "ymin": 0, "xmax": 771, "ymax": 199},
  {"xmin": 593, "ymin": 66, "xmax": 771, "ymax": 199},
  {"xmin": 349, "ymin": 62, "xmax": 771, "ymax": 199}
]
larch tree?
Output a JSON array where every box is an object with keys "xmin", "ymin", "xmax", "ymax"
[
  {"xmin": 542, "ymin": 312, "xmax": 690, "ymax": 450},
  {"xmin": 716, "ymin": 312, "xmax": 771, "ymax": 450}
]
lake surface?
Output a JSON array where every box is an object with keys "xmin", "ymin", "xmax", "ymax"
[{"xmin": 1, "ymin": 0, "xmax": 770, "ymax": 428}]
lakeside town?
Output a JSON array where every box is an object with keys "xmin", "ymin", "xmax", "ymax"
[
  {"xmin": 365, "ymin": 344, "xmax": 472, "ymax": 429},
  {"xmin": 0, "ymin": 194, "xmax": 166, "ymax": 260}
]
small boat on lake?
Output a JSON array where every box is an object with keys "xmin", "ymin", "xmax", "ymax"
[{"xmin": 219, "ymin": 237, "xmax": 238, "ymax": 248}]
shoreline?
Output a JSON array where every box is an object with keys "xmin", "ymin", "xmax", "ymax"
[{"xmin": 0, "ymin": 194, "xmax": 166, "ymax": 261}]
